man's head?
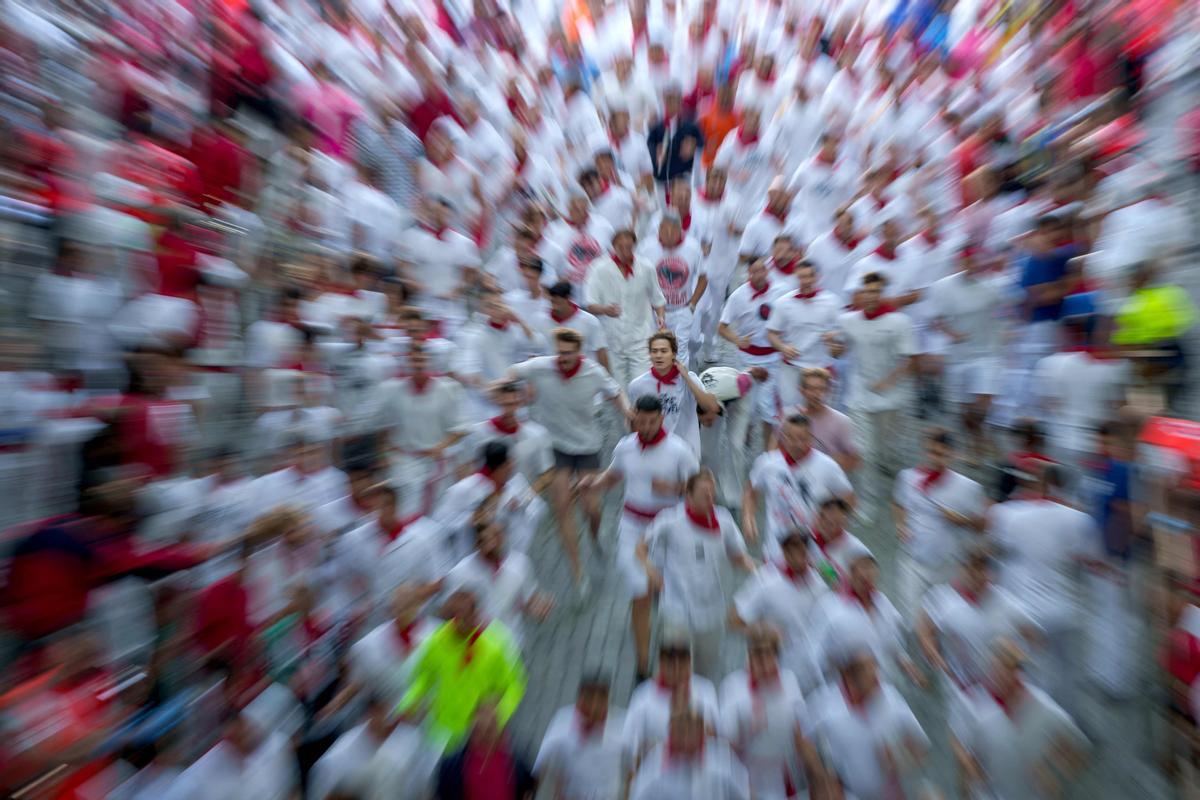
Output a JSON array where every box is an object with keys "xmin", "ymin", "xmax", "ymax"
[
  {"xmin": 548, "ymin": 281, "xmax": 575, "ymax": 317},
  {"xmin": 833, "ymin": 207, "xmax": 855, "ymax": 239},
  {"xmin": 770, "ymin": 234, "xmax": 793, "ymax": 265},
  {"xmin": 859, "ymin": 272, "xmax": 886, "ymax": 310},
  {"xmin": 663, "ymin": 84, "xmax": 683, "ymax": 116},
  {"xmin": 704, "ymin": 166, "xmax": 727, "ymax": 198},
  {"xmin": 482, "ymin": 440, "xmax": 513, "ymax": 483},
  {"xmin": 612, "ymin": 229, "xmax": 637, "ymax": 261},
  {"xmin": 748, "ymin": 257, "xmax": 769, "ymax": 288},
  {"xmin": 796, "ymin": 261, "xmax": 818, "ymax": 294},
  {"xmin": 566, "ymin": 192, "xmax": 590, "ymax": 223},
  {"xmin": 668, "ymin": 177, "xmax": 692, "ymax": 212},
  {"xmin": 987, "ymin": 635, "xmax": 1027, "ymax": 699},
  {"xmin": 801, "ymin": 367, "xmax": 831, "ymax": 408},
  {"xmin": 648, "ymin": 331, "xmax": 678, "ymax": 371},
  {"xmin": 554, "ymin": 328, "xmax": 584, "ymax": 370},
  {"xmin": 658, "ymin": 633, "xmax": 693, "ymax": 686},
  {"xmin": 779, "ymin": 413, "xmax": 812, "ymax": 457},
  {"xmin": 815, "ymin": 496, "xmax": 849, "ymax": 534},
  {"xmin": 633, "ymin": 394, "xmax": 665, "ymax": 439},
  {"xmin": 848, "ymin": 550, "xmax": 878, "ymax": 596},
  {"xmin": 961, "ymin": 543, "xmax": 996, "ymax": 594},
  {"xmin": 925, "ymin": 427, "xmax": 955, "ymax": 470},
  {"xmin": 658, "ymin": 214, "xmax": 683, "ymax": 247},
  {"xmin": 474, "ymin": 516, "xmax": 506, "ymax": 561},
  {"xmin": 575, "ymin": 674, "xmax": 611, "ymax": 727},
  {"xmin": 746, "ymin": 623, "xmax": 782, "ymax": 682},
  {"xmin": 444, "ymin": 588, "xmax": 482, "ymax": 636},
  {"xmin": 780, "ymin": 528, "xmax": 811, "ymax": 572},
  {"xmin": 578, "ymin": 167, "xmax": 603, "ymax": 201},
  {"xmin": 685, "ymin": 469, "xmax": 717, "ymax": 512},
  {"xmin": 608, "ymin": 107, "xmax": 630, "ymax": 138},
  {"xmin": 518, "ymin": 255, "xmax": 544, "ymax": 287}
]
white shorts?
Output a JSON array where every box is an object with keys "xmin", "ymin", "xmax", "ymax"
[
  {"xmin": 943, "ymin": 357, "xmax": 1000, "ymax": 405},
  {"xmin": 616, "ymin": 512, "xmax": 655, "ymax": 598}
]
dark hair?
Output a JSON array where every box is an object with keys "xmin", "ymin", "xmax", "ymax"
[
  {"xmin": 548, "ymin": 281, "xmax": 573, "ymax": 299},
  {"xmin": 685, "ymin": 469, "xmax": 715, "ymax": 494},
  {"xmin": 577, "ymin": 167, "xmax": 601, "ymax": 187},
  {"xmin": 482, "ymin": 440, "xmax": 510, "ymax": 471},
  {"xmin": 648, "ymin": 330, "xmax": 678, "ymax": 353},
  {"xmin": 578, "ymin": 673, "xmax": 611, "ymax": 694},
  {"xmin": 784, "ymin": 413, "xmax": 810, "ymax": 427},
  {"xmin": 861, "ymin": 271, "xmax": 887, "ymax": 287},
  {"xmin": 1012, "ymin": 417, "xmax": 1044, "ymax": 448},
  {"xmin": 635, "ymin": 394, "xmax": 664, "ymax": 414},
  {"xmin": 927, "ymin": 427, "xmax": 955, "ymax": 448},
  {"xmin": 819, "ymin": 496, "xmax": 850, "ymax": 512},
  {"xmin": 519, "ymin": 256, "xmax": 545, "ymax": 274}
]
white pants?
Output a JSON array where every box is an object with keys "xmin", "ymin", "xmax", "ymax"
[
  {"xmin": 664, "ymin": 306, "xmax": 694, "ymax": 366},
  {"xmin": 610, "ymin": 346, "xmax": 651, "ymax": 388},
  {"xmin": 693, "ymin": 273, "xmax": 733, "ymax": 359},
  {"xmin": 1084, "ymin": 565, "xmax": 1138, "ymax": 699},
  {"xmin": 617, "ymin": 513, "xmax": 655, "ymax": 598},
  {"xmin": 390, "ymin": 453, "xmax": 448, "ymax": 518},
  {"xmin": 943, "ymin": 356, "xmax": 1000, "ymax": 407},
  {"xmin": 896, "ymin": 552, "xmax": 946, "ymax": 619},
  {"xmin": 849, "ymin": 406, "xmax": 907, "ymax": 476}
]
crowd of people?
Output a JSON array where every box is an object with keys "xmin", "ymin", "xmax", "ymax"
[{"xmin": 0, "ymin": 0, "xmax": 1199, "ymax": 796}]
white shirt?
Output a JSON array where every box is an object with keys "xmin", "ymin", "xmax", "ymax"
[
  {"xmin": 792, "ymin": 156, "xmax": 858, "ymax": 233},
  {"xmin": 893, "ymin": 468, "xmax": 985, "ymax": 569},
  {"xmin": 922, "ymin": 583, "xmax": 1035, "ymax": 690},
  {"xmin": 720, "ymin": 281, "xmax": 792, "ymax": 361},
  {"xmin": 535, "ymin": 706, "xmax": 628, "ymax": 800},
  {"xmin": 815, "ymin": 592, "xmax": 908, "ymax": 679},
  {"xmin": 804, "ymin": 231, "xmax": 872, "ymax": 303},
  {"xmin": 1032, "ymin": 352, "xmax": 1130, "ymax": 454},
  {"xmin": 738, "ymin": 209, "xmax": 803, "ymax": 262},
  {"xmin": 733, "ymin": 564, "xmax": 832, "ymax": 691},
  {"xmin": 375, "ymin": 517, "xmax": 453, "ymax": 602},
  {"xmin": 609, "ymin": 431, "xmax": 699, "ymax": 518},
  {"xmin": 453, "ymin": 318, "xmax": 541, "ymax": 407},
  {"xmin": 445, "ymin": 551, "xmax": 536, "ymax": 644},
  {"xmin": 309, "ymin": 725, "xmax": 384, "ymax": 800},
  {"xmin": 989, "ymin": 498, "xmax": 1100, "ymax": 630},
  {"xmin": 951, "ymin": 683, "xmax": 1086, "ymax": 800},
  {"xmin": 628, "ymin": 740, "xmax": 750, "ymax": 800},
  {"xmin": 693, "ymin": 193, "xmax": 739, "ymax": 284},
  {"xmin": 459, "ymin": 417, "xmax": 555, "ymax": 485},
  {"xmin": 346, "ymin": 618, "xmax": 435, "ymax": 706},
  {"xmin": 646, "ymin": 503, "xmax": 746, "ymax": 631},
  {"xmin": 592, "ymin": 184, "xmax": 637, "ymax": 232},
  {"xmin": 719, "ymin": 668, "xmax": 809, "ymax": 799},
  {"xmin": 585, "ymin": 255, "xmax": 666, "ymax": 352},
  {"xmin": 627, "ymin": 368, "xmax": 703, "ymax": 457},
  {"xmin": 535, "ymin": 304, "xmax": 609, "ymax": 360},
  {"xmin": 547, "ymin": 216, "xmax": 616, "ymax": 289},
  {"xmin": 623, "ymin": 676, "xmax": 720, "ymax": 759},
  {"xmin": 928, "ymin": 271, "xmax": 1005, "ymax": 360},
  {"xmin": 511, "ymin": 356, "xmax": 621, "ymax": 454},
  {"xmin": 713, "ymin": 135, "xmax": 777, "ymax": 228},
  {"xmin": 766, "ymin": 289, "xmax": 841, "ymax": 368},
  {"xmin": 398, "ymin": 226, "xmax": 481, "ymax": 311},
  {"xmin": 374, "ymin": 376, "xmax": 468, "ymax": 452},
  {"xmin": 341, "ymin": 180, "xmax": 405, "ymax": 259},
  {"xmin": 638, "ymin": 237, "xmax": 705, "ymax": 310},
  {"xmin": 749, "ymin": 448, "xmax": 853, "ymax": 556},
  {"xmin": 837, "ymin": 309, "xmax": 918, "ymax": 412},
  {"xmin": 807, "ymin": 681, "xmax": 928, "ymax": 800}
]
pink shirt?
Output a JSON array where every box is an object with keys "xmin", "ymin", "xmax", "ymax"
[
  {"xmin": 297, "ymin": 81, "xmax": 363, "ymax": 158},
  {"xmin": 781, "ymin": 403, "xmax": 859, "ymax": 462}
]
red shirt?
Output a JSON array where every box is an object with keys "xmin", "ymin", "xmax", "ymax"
[
  {"xmin": 191, "ymin": 127, "xmax": 248, "ymax": 207},
  {"xmin": 196, "ymin": 574, "xmax": 253, "ymax": 660},
  {"xmin": 117, "ymin": 394, "xmax": 188, "ymax": 478},
  {"xmin": 156, "ymin": 228, "xmax": 202, "ymax": 300}
]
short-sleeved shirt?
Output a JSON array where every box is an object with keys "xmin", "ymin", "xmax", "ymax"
[
  {"xmin": 609, "ymin": 432, "xmax": 699, "ymax": 518},
  {"xmin": 646, "ymin": 503, "xmax": 746, "ymax": 631},
  {"xmin": 510, "ymin": 356, "xmax": 621, "ymax": 454},
  {"xmin": 837, "ymin": 309, "xmax": 919, "ymax": 412},
  {"xmin": 893, "ymin": 468, "xmax": 985, "ymax": 569},
  {"xmin": 749, "ymin": 448, "xmax": 853, "ymax": 558},
  {"xmin": 627, "ymin": 369, "xmax": 703, "ymax": 457},
  {"xmin": 1019, "ymin": 250, "xmax": 1071, "ymax": 322},
  {"xmin": 534, "ymin": 706, "xmax": 628, "ymax": 800},
  {"xmin": 718, "ymin": 668, "xmax": 809, "ymax": 799}
]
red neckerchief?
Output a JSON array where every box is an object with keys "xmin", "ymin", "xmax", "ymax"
[
  {"xmin": 481, "ymin": 551, "xmax": 504, "ymax": 575},
  {"xmin": 384, "ymin": 516, "xmax": 411, "ymax": 542},
  {"xmin": 749, "ymin": 668, "xmax": 779, "ymax": 693},
  {"xmin": 596, "ymin": 179, "xmax": 611, "ymax": 197},
  {"xmin": 685, "ymin": 503, "xmax": 720, "ymax": 533},
  {"xmin": 567, "ymin": 215, "xmax": 588, "ymax": 231},
  {"xmin": 1063, "ymin": 344, "xmax": 1112, "ymax": 360},
  {"xmin": 750, "ymin": 280, "xmax": 772, "ymax": 299},
  {"xmin": 765, "ymin": 206, "xmax": 788, "ymax": 224},
  {"xmin": 922, "ymin": 230, "xmax": 940, "ymax": 246},
  {"xmin": 653, "ymin": 364, "xmax": 680, "ymax": 390},
  {"xmin": 488, "ymin": 319, "xmax": 509, "ymax": 331},
  {"xmin": 462, "ymin": 627, "xmax": 484, "ymax": 666},
  {"xmin": 411, "ymin": 374, "xmax": 432, "ymax": 393},
  {"xmin": 989, "ymin": 682, "xmax": 1025, "ymax": 718},
  {"xmin": 843, "ymin": 582, "xmax": 875, "ymax": 613},
  {"xmin": 737, "ymin": 125, "xmax": 759, "ymax": 146},
  {"xmin": 665, "ymin": 736, "xmax": 704, "ymax": 765},
  {"xmin": 774, "ymin": 258, "xmax": 798, "ymax": 276},
  {"xmin": 835, "ymin": 230, "xmax": 861, "ymax": 250},
  {"xmin": 478, "ymin": 466, "xmax": 503, "ymax": 490},
  {"xmin": 874, "ymin": 243, "xmax": 898, "ymax": 260},
  {"xmin": 421, "ymin": 223, "xmax": 447, "ymax": 241},
  {"xmin": 514, "ymin": 152, "xmax": 528, "ymax": 174},
  {"xmin": 302, "ymin": 615, "xmax": 325, "ymax": 647},
  {"xmin": 780, "ymin": 445, "xmax": 811, "ymax": 468},
  {"xmin": 817, "ymin": 150, "xmax": 837, "ymax": 167},
  {"xmin": 638, "ymin": 426, "xmax": 667, "ymax": 449},
  {"xmin": 490, "ymin": 415, "xmax": 519, "ymax": 435},
  {"xmin": 917, "ymin": 466, "xmax": 945, "ymax": 493},
  {"xmin": 697, "ymin": 188, "xmax": 723, "ymax": 203},
  {"xmin": 679, "ymin": 211, "xmax": 692, "ymax": 232},
  {"xmin": 870, "ymin": 193, "xmax": 887, "ymax": 211},
  {"xmin": 396, "ymin": 620, "xmax": 419, "ymax": 651},
  {"xmin": 550, "ymin": 302, "xmax": 580, "ymax": 323},
  {"xmin": 611, "ymin": 252, "xmax": 634, "ymax": 279},
  {"xmin": 794, "ymin": 289, "xmax": 819, "ymax": 300},
  {"xmin": 841, "ymin": 677, "xmax": 871, "ymax": 713},
  {"xmin": 861, "ymin": 303, "xmax": 896, "ymax": 321},
  {"xmin": 954, "ymin": 581, "xmax": 982, "ymax": 606},
  {"xmin": 577, "ymin": 709, "xmax": 604, "ymax": 738},
  {"xmin": 557, "ymin": 357, "xmax": 584, "ymax": 380},
  {"xmin": 780, "ymin": 561, "xmax": 808, "ymax": 584}
]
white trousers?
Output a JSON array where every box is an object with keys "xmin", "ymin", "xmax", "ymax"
[
  {"xmin": 610, "ymin": 346, "xmax": 651, "ymax": 388},
  {"xmin": 390, "ymin": 453, "xmax": 448, "ymax": 518},
  {"xmin": 664, "ymin": 306, "xmax": 694, "ymax": 366}
]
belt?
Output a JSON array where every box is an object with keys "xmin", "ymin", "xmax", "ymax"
[
  {"xmin": 739, "ymin": 344, "xmax": 776, "ymax": 356},
  {"xmin": 622, "ymin": 502, "xmax": 664, "ymax": 521}
]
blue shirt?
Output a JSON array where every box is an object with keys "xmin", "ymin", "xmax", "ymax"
[
  {"xmin": 1086, "ymin": 456, "xmax": 1133, "ymax": 559},
  {"xmin": 1019, "ymin": 250, "xmax": 1071, "ymax": 322}
]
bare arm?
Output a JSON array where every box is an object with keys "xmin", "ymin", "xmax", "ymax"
[
  {"xmin": 687, "ymin": 274, "xmax": 709, "ymax": 312},
  {"xmin": 741, "ymin": 483, "xmax": 759, "ymax": 544},
  {"xmin": 678, "ymin": 360, "xmax": 721, "ymax": 414}
]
